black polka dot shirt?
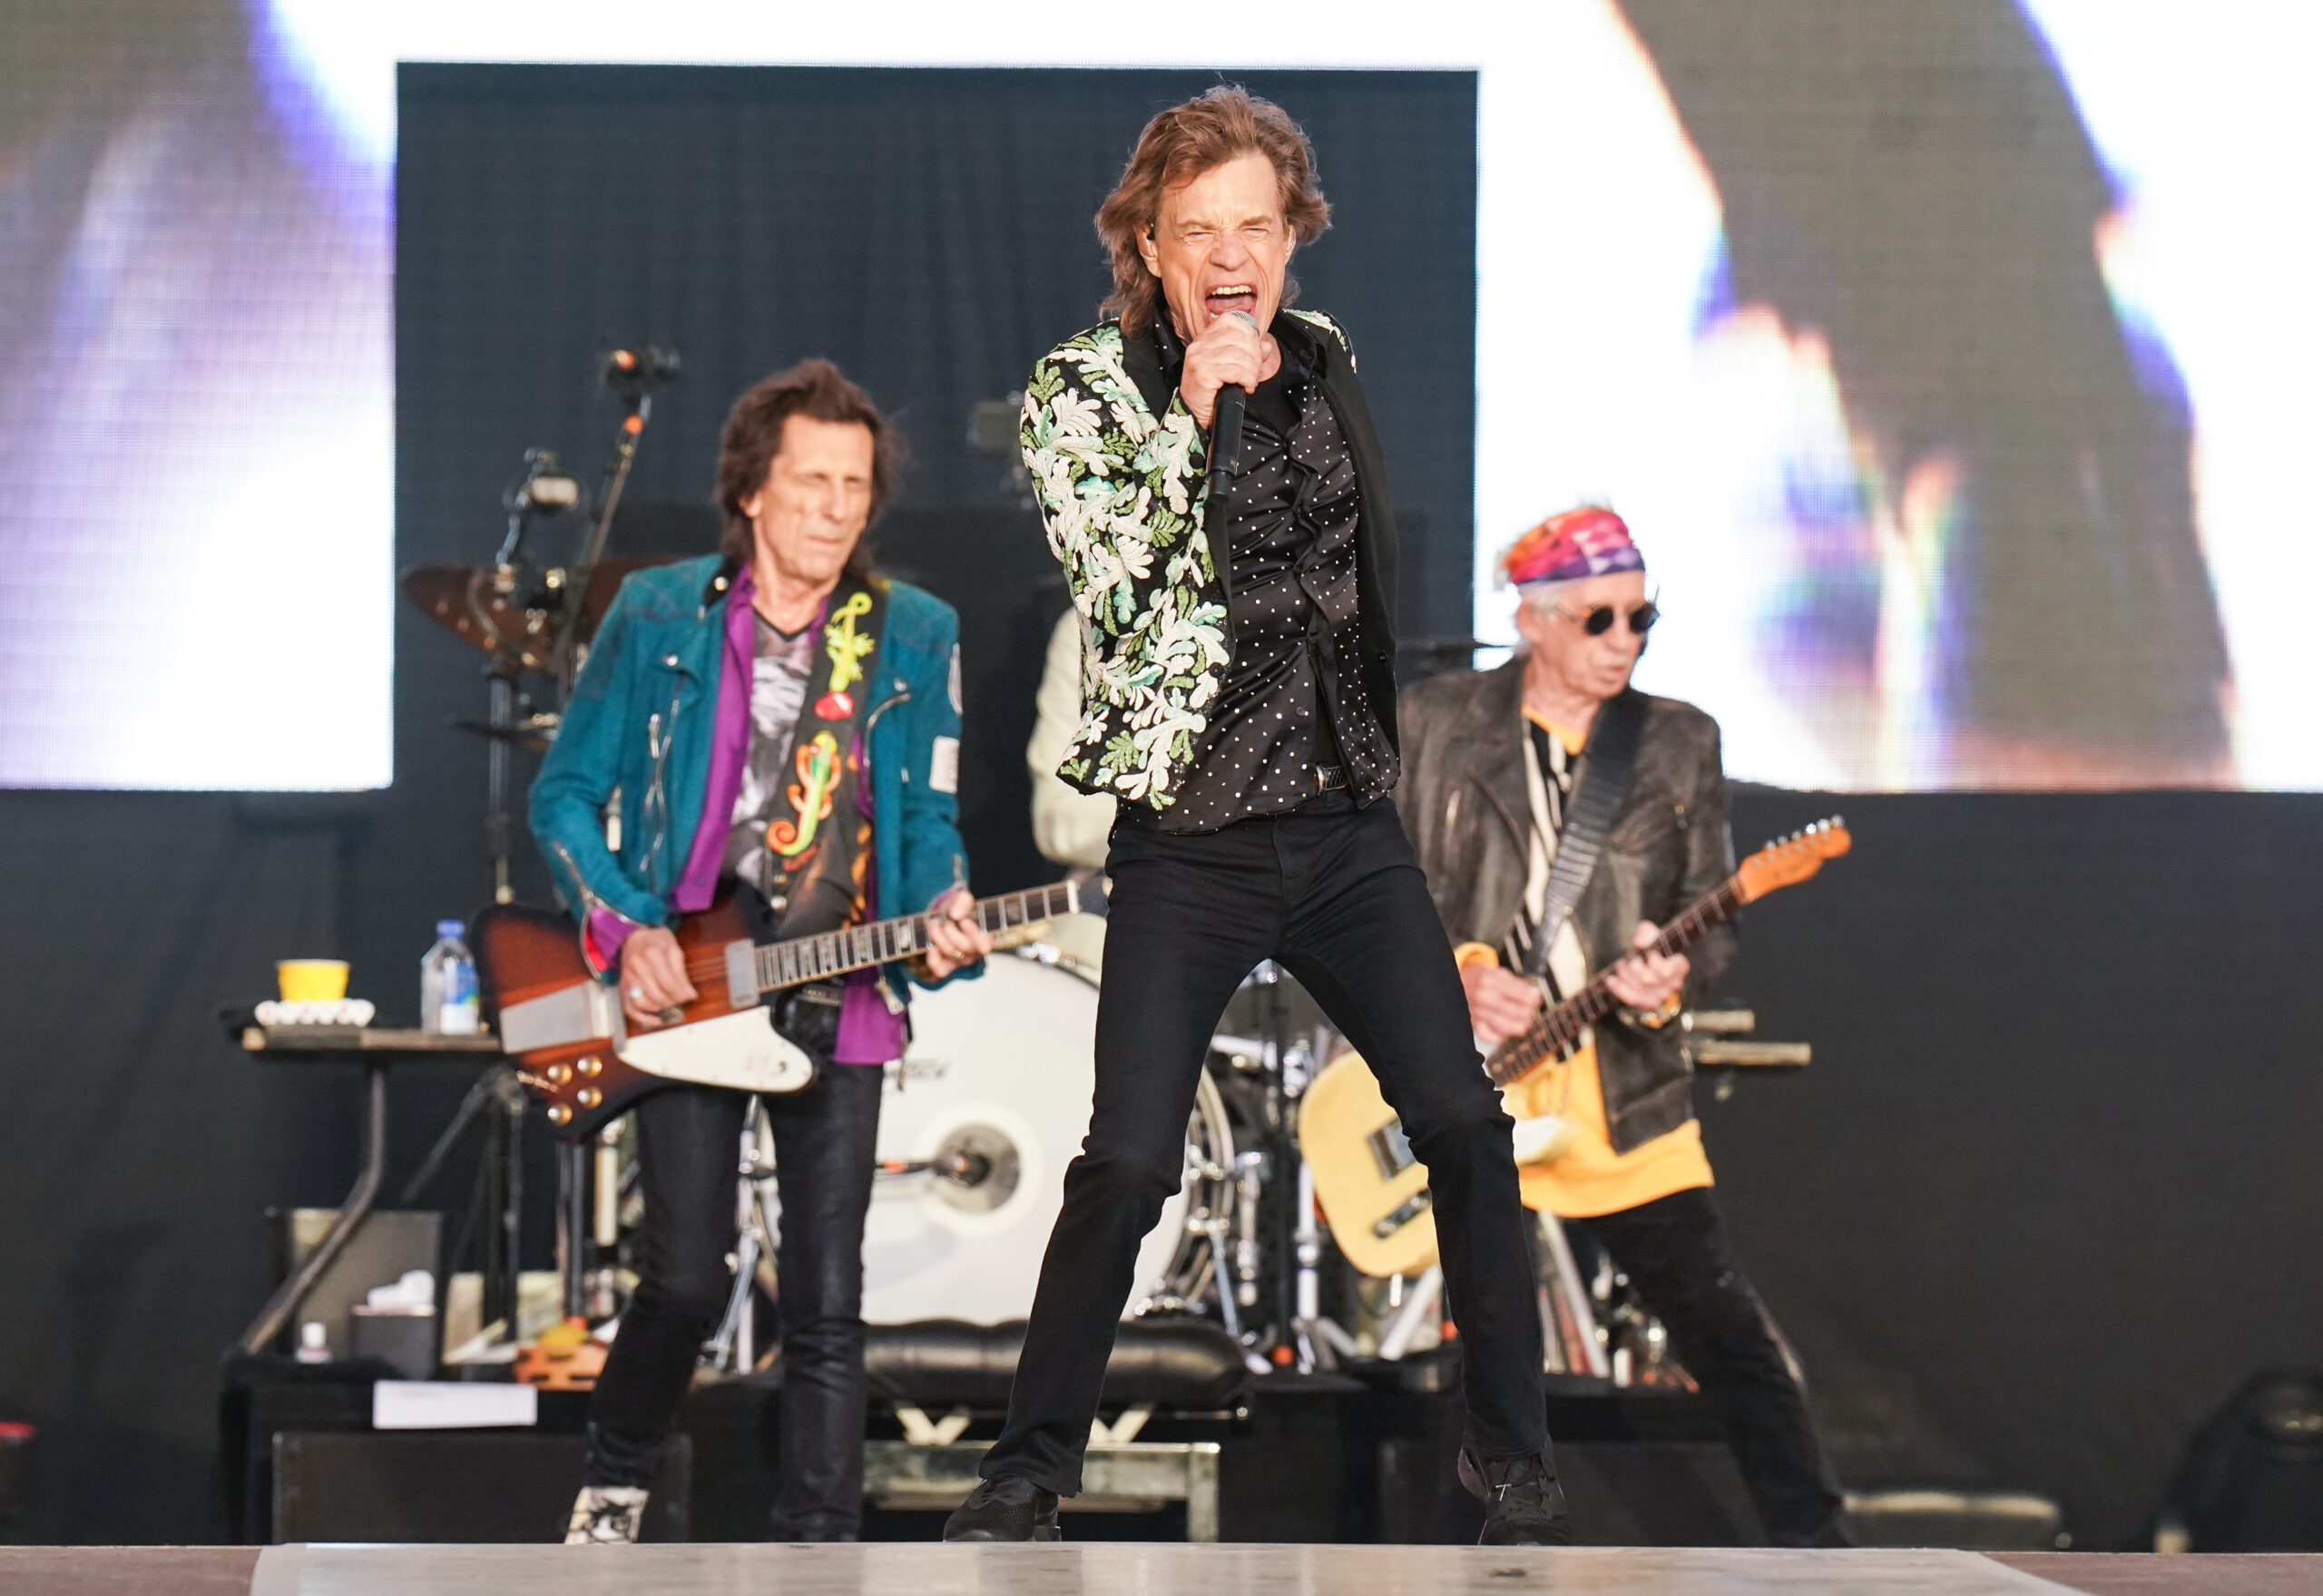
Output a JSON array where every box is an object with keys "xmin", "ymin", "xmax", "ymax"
[{"xmin": 1136, "ymin": 328, "xmax": 1397, "ymax": 834}]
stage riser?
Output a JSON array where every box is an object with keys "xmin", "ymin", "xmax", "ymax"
[{"xmin": 270, "ymin": 1432, "xmax": 690, "ymax": 1544}]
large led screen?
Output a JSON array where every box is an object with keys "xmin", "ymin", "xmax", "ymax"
[
  {"xmin": 0, "ymin": 2, "xmax": 391, "ymax": 789},
  {"xmin": 4, "ymin": 1, "xmax": 2312, "ymax": 790},
  {"xmin": 1477, "ymin": 0, "xmax": 2320, "ymax": 790}
]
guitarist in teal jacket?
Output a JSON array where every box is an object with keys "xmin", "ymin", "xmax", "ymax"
[{"xmin": 531, "ymin": 360, "xmax": 991, "ymax": 1543}]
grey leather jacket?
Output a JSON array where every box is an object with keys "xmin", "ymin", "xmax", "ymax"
[{"xmin": 1397, "ymin": 659, "xmax": 1737, "ymax": 1154}]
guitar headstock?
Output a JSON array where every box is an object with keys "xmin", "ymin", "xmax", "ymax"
[{"xmin": 1733, "ymin": 817, "xmax": 1851, "ymax": 904}]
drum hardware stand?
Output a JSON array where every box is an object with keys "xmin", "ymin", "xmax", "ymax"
[
  {"xmin": 706, "ymin": 1102, "xmax": 783, "ymax": 1375},
  {"xmin": 550, "ymin": 1118, "xmax": 632, "ymax": 1327},
  {"xmin": 1290, "ymin": 1158, "xmax": 1363, "ymax": 1368},
  {"xmin": 1190, "ymin": 1214, "xmax": 1270, "ymax": 1375},
  {"xmin": 476, "ymin": 447, "xmax": 586, "ymax": 906},
  {"xmin": 397, "ymin": 1062, "xmax": 529, "ymax": 1348},
  {"xmin": 1231, "ymin": 1150, "xmax": 1267, "ymax": 1323},
  {"xmin": 557, "ymin": 1141, "xmax": 592, "ymax": 1322},
  {"xmin": 1180, "ymin": 1131, "xmax": 1271, "ymax": 1372},
  {"xmin": 589, "ymin": 1120, "xmax": 628, "ymax": 1320},
  {"xmin": 1536, "ymin": 1211, "xmax": 1612, "ymax": 1379},
  {"xmin": 1375, "ymin": 1263, "xmax": 1444, "ymax": 1361},
  {"xmin": 1237, "ymin": 962, "xmax": 1360, "ymax": 1374}
]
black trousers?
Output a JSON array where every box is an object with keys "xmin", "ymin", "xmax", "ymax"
[
  {"xmin": 583, "ymin": 1041, "xmax": 884, "ymax": 1541},
  {"xmin": 1579, "ymin": 1187, "xmax": 1850, "ymax": 1546},
  {"xmin": 981, "ymin": 797, "xmax": 1549, "ymax": 1494}
]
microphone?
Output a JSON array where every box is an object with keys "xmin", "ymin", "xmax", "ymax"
[
  {"xmin": 505, "ymin": 448, "xmax": 581, "ymax": 516},
  {"xmin": 1206, "ymin": 308, "xmax": 1259, "ymax": 503},
  {"xmin": 602, "ymin": 345, "xmax": 681, "ymax": 391}
]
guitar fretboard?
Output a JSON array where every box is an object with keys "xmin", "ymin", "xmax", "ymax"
[
  {"xmin": 1485, "ymin": 876, "xmax": 1744, "ymax": 1086},
  {"xmin": 750, "ymin": 882, "xmax": 1079, "ymax": 992}
]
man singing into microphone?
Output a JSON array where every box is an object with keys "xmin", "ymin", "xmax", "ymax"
[{"xmin": 944, "ymin": 87, "xmax": 1565, "ymax": 1545}]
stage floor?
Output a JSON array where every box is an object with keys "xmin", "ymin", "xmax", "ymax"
[
  {"xmin": 5, "ymin": 1552, "xmax": 2323, "ymax": 1596},
  {"xmin": 10, "ymin": 1545, "xmax": 2323, "ymax": 1596}
]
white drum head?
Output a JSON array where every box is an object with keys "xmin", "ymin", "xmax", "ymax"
[{"xmin": 862, "ymin": 954, "xmax": 1190, "ymax": 1325}]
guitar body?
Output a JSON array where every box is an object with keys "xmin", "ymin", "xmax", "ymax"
[
  {"xmin": 1299, "ymin": 1050, "xmax": 1577, "ymax": 1278},
  {"xmin": 474, "ymin": 899, "xmax": 815, "ymax": 1140},
  {"xmin": 1299, "ymin": 819, "xmax": 1851, "ymax": 1276},
  {"xmin": 1299, "ymin": 1050, "xmax": 1440, "ymax": 1278}
]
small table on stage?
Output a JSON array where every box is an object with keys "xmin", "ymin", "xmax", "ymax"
[{"xmin": 230, "ymin": 1024, "xmax": 504, "ymax": 1356}]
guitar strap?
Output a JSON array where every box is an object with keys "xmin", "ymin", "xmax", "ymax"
[
  {"xmin": 1516, "ymin": 687, "xmax": 1648, "ymax": 980},
  {"xmin": 757, "ymin": 575, "xmax": 887, "ymax": 941}
]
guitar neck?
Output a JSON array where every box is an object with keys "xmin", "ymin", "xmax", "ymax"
[
  {"xmin": 750, "ymin": 882, "xmax": 1079, "ymax": 993},
  {"xmin": 1485, "ymin": 876, "xmax": 1743, "ymax": 1086}
]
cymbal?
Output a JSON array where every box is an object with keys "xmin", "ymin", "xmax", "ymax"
[{"xmin": 401, "ymin": 557, "xmax": 677, "ymax": 671}]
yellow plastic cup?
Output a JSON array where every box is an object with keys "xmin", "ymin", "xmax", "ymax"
[{"xmin": 277, "ymin": 959, "xmax": 350, "ymax": 1003}]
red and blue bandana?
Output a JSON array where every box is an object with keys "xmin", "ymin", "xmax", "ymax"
[{"xmin": 1500, "ymin": 506, "xmax": 1644, "ymax": 588}]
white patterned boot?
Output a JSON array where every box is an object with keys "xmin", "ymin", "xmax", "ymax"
[{"xmin": 564, "ymin": 1484, "xmax": 649, "ymax": 1545}]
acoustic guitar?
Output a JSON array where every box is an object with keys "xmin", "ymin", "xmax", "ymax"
[
  {"xmin": 475, "ymin": 882, "xmax": 1079, "ymax": 1139},
  {"xmin": 1298, "ymin": 819, "xmax": 1850, "ymax": 1278}
]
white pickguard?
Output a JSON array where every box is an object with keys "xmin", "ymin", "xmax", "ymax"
[{"xmin": 615, "ymin": 1006, "xmax": 815, "ymax": 1094}]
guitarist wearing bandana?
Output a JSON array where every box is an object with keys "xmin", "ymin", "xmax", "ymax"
[
  {"xmin": 529, "ymin": 360, "xmax": 994, "ymax": 1544},
  {"xmin": 1396, "ymin": 507, "xmax": 1852, "ymax": 1548}
]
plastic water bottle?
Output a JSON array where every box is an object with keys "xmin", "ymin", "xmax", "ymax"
[{"xmin": 421, "ymin": 919, "xmax": 480, "ymax": 1034}]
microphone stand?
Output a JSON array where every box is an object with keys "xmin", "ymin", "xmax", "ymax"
[
  {"xmin": 550, "ymin": 389, "xmax": 655, "ymax": 696},
  {"xmin": 482, "ymin": 458, "xmax": 556, "ymax": 907}
]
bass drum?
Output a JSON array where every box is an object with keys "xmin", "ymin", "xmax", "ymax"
[{"xmin": 862, "ymin": 947, "xmax": 1233, "ymax": 1326}]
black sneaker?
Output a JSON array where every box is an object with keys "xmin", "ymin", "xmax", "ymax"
[
  {"xmin": 942, "ymin": 1475, "xmax": 1063, "ymax": 1542},
  {"xmin": 1459, "ymin": 1445, "xmax": 1573, "ymax": 1546}
]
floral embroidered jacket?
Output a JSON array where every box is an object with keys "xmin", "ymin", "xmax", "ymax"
[{"xmin": 1017, "ymin": 309, "xmax": 1405, "ymax": 812}]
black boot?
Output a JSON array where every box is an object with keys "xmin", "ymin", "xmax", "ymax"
[
  {"xmin": 943, "ymin": 1475, "xmax": 1062, "ymax": 1542},
  {"xmin": 1460, "ymin": 1445, "xmax": 1573, "ymax": 1546}
]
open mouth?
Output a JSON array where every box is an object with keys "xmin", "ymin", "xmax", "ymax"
[{"xmin": 1204, "ymin": 284, "xmax": 1258, "ymax": 322}]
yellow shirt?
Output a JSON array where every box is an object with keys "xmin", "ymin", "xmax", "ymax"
[
  {"xmin": 1505, "ymin": 1041, "xmax": 1713, "ymax": 1219},
  {"xmin": 1482, "ymin": 710, "xmax": 1713, "ymax": 1219}
]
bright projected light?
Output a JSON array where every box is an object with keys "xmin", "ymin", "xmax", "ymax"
[
  {"xmin": 7, "ymin": 0, "xmax": 2315, "ymax": 789},
  {"xmin": 1479, "ymin": 0, "xmax": 2323, "ymax": 790},
  {"xmin": 0, "ymin": 1, "xmax": 390, "ymax": 789}
]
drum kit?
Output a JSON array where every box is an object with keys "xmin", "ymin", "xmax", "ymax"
[
  {"xmin": 705, "ymin": 917, "xmax": 1745, "ymax": 1391},
  {"xmin": 702, "ymin": 930, "xmax": 1298, "ymax": 1376}
]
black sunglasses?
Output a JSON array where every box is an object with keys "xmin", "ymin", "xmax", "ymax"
[{"xmin": 1553, "ymin": 601, "xmax": 1660, "ymax": 637}]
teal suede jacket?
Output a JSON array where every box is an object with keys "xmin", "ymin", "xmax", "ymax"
[{"xmin": 528, "ymin": 553, "xmax": 975, "ymax": 1001}]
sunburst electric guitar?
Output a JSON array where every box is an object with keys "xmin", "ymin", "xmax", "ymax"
[
  {"xmin": 1298, "ymin": 819, "xmax": 1850, "ymax": 1278},
  {"xmin": 475, "ymin": 882, "xmax": 1079, "ymax": 1139}
]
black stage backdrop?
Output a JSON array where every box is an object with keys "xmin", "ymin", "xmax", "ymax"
[{"xmin": 0, "ymin": 63, "xmax": 2318, "ymax": 1552}]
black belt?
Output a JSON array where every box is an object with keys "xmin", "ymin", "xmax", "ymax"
[{"xmin": 1315, "ymin": 764, "xmax": 1347, "ymax": 792}]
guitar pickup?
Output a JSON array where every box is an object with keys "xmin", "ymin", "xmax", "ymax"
[
  {"xmin": 1373, "ymin": 1190, "xmax": 1432, "ymax": 1240},
  {"xmin": 1367, "ymin": 1119, "xmax": 1418, "ymax": 1181},
  {"xmin": 724, "ymin": 939, "xmax": 756, "ymax": 1011},
  {"xmin": 499, "ymin": 979, "xmax": 621, "ymax": 1054}
]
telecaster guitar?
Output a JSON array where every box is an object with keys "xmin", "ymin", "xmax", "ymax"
[
  {"xmin": 475, "ymin": 882, "xmax": 1079, "ymax": 1139},
  {"xmin": 1299, "ymin": 819, "xmax": 1851, "ymax": 1278}
]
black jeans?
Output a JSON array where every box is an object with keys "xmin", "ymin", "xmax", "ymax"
[
  {"xmin": 583, "ymin": 1026, "xmax": 884, "ymax": 1542},
  {"xmin": 981, "ymin": 796, "xmax": 1548, "ymax": 1494},
  {"xmin": 1580, "ymin": 1188, "xmax": 1850, "ymax": 1546}
]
